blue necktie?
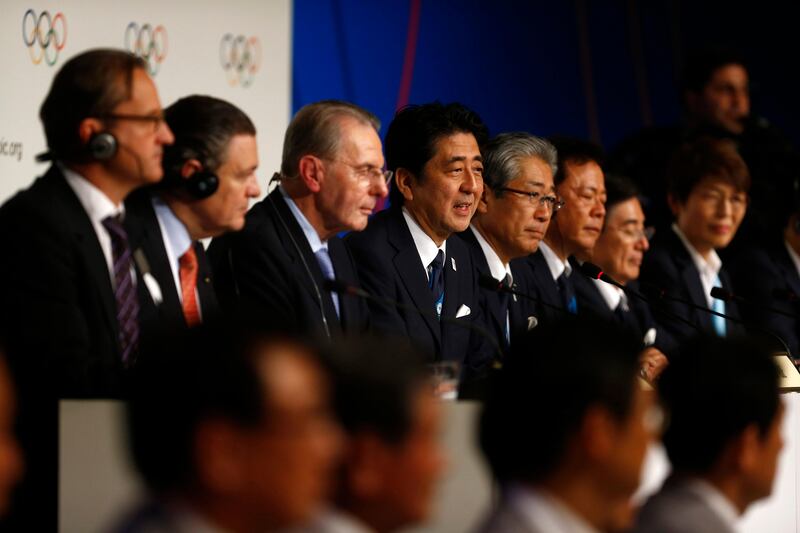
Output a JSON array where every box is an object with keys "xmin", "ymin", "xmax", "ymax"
[
  {"xmin": 429, "ymin": 250, "xmax": 445, "ymax": 319},
  {"xmin": 557, "ymin": 272, "xmax": 577, "ymax": 314},
  {"xmin": 315, "ymin": 248, "xmax": 339, "ymax": 318},
  {"xmin": 711, "ymin": 274, "xmax": 726, "ymax": 337}
]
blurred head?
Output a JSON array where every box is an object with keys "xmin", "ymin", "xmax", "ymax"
[
  {"xmin": 387, "ymin": 102, "xmax": 489, "ymax": 245},
  {"xmin": 474, "ymin": 132, "xmax": 558, "ymax": 262},
  {"xmin": 281, "ymin": 100, "xmax": 387, "ymax": 239},
  {"xmin": 660, "ymin": 335, "xmax": 782, "ymax": 511},
  {"xmin": 592, "ymin": 174, "xmax": 650, "ymax": 284},
  {"xmin": 480, "ymin": 318, "xmax": 652, "ymax": 531},
  {"xmin": 0, "ymin": 353, "xmax": 22, "ymax": 518},
  {"xmin": 668, "ymin": 138, "xmax": 750, "ymax": 255},
  {"xmin": 682, "ymin": 48, "xmax": 750, "ymax": 135},
  {"xmin": 128, "ymin": 321, "xmax": 342, "ymax": 531},
  {"xmin": 322, "ymin": 337, "xmax": 444, "ymax": 532},
  {"xmin": 40, "ymin": 48, "xmax": 174, "ymax": 192},
  {"xmin": 160, "ymin": 95, "xmax": 260, "ymax": 238},
  {"xmin": 546, "ymin": 137, "xmax": 607, "ymax": 258}
]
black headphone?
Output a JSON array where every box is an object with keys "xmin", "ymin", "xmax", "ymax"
[
  {"xmin": 87, "ymin": 132, "xmax": 118, "ymax": 160},
  {"xmin": 180, "ymin": 169, "xmax": 219, "ymax": 199}
]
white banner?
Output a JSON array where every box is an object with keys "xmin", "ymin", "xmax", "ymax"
[{"xmin": 0, "ymin": 0, "xmax": 292, "ymax": 203}]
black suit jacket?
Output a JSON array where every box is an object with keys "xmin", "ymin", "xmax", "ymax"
[
  {"xmin": 206, "ymin": 189, "xmax": 368, "ymax": 339},
  {"xmin": 345, "ymin": 207, "xmax": 497, "ymax": 377},
  {"xmin": 510, "ymin": 249, "xmax": 572, "ymax": 327},
  {"xmin": 573, "ymin": 273, "xmax": 677, "ymax": 356},
  {"xmin": 0, "ymin": 165, "xmax": 126, "ymax": 398},
  {"xmin": 455, "ymin": 229, "xmax": 539, "ymax": 352},
  {"xmin": 124, "ymin": 192, "xmax": 219, "ymax": 345},
  {"xmin": 639, "ymin": 227, "xmax": 744, "ymax": 344},
  {"xmin": 730, "ymin": 239, "xmax": 800, "ymax": 358}
]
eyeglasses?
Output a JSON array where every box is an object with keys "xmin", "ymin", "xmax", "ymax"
[
  {"xmin": 608, "ymin": 225, "xmax": 655, "ymax": 241},
  {"xmin": 497, "ymin": 187, "xmax": 565, "ymax": 211},
  {"xmin": 99, "ymin": 113, "xmax": 167, "ymax": 133},
  {"xmin": 324, "ymin": 158, "xmax": 393, "ymax": 185}
]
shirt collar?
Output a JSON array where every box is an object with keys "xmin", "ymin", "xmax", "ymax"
[
  {"xmin": 672, "ymin": 223, "xmax": 722, "ymax": 276},
  {"xmin": 311, "ymin": 509, "xmax": 376, "ymax": 533},
  {"xmin": 61, "ymin": 164, "xmax": 124, "ymax": 224},
  {"xmin": 592, "ymin": 278, "xmax": 626, "ymax": 310},
  {"xmin": 507, "ymin": 484, "xmax": 602, "ymax": 533},
  {"xmin": 539, "ymin": 241, "xmax": 572, "ymax": 280},
  {"xmin": 684, "ymin": 478, "xmax": 740, "ymax": 527},
  {"xmin": 151, "ymin": 195, "xmax": 193, "ymax": 258},
  {"xmin": 402, "ymin": 207, "xmax": 446, "ymax": 269},
  {"xmin": 470, "ymin": 225, "xmax": 512, "ymax": 283},
  {"xmin": 280, "ymin": 185, "xmax": 327, "ymax": 252}
]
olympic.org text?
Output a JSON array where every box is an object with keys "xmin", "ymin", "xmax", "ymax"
[{"xmin": 0, "ymin": 140, "xmax": 23, "ymax": 161}]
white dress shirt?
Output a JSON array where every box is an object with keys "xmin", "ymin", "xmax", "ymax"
[
  {"xmin": 151, "ymin": 196, "xmax": 196, "ymax": 310},
  {"xmin": 281, "ymin": 186, "xmax": 330, "ymax": 255},
  {"xmin": 402, "ymin": 207, "xmax": 446, "ymax": 282},
  {"xmin": 61, "ymin": 164, "xmax": 125, "ymax": 287},
  {"xmin": 591, "ymin": 278, "xmax": 627, "ymax": 311},
  {"xmin": 507, "ymin": 485, "xmax": 602, "ymax": 533},
  {"xmin": 672, "ymin": 224, "xmax": 722, "ymax": 309},
  {"xmin": 539, "ymin": 241, "xmax": 572, "ymax": 282}
]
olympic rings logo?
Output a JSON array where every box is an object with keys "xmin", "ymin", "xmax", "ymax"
[
  {"xmin": 125, "ymin": 22, "xmax": 168, "ymax": 76},
  {"xmin": 22, "ymin": 9, "xmax": 67, "ymax": 66},
  {"xmin": 219, "ymin": 34, "xmax": 261, "ymax": 88}
]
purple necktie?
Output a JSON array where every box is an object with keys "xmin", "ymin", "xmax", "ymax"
[{"xmin": 102, "ymin": 214, "xmax": 139, "ymax": 365}]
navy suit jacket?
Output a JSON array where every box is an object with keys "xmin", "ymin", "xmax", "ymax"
[
  {"xmin": 207, "ymin": 189, "xmax": 368, "ymax": 339},
  {"xmin": 455, "ymin": 229, "xmax": 539, "ymax": 352},
  {"xmin": 345, "ymin": 207, "xmax": 498, "ymax": 378},
  {"xmin": 510, "ymin": 249, "xmax": 572, "ymax": 327},
  {"xmin": 573, "ymin": 272, "xmax": 677, "ymax": 356},
  {"xmin": 730, "ymin": 239, "xmax": 800, "ymax": 358},
  {"xmin": 124, "ymin": 192, "xmax": 219, "ymax": 347},
  {"xmin": 639, "ymin": 227, "xmax": 744, "ymax": 344}
]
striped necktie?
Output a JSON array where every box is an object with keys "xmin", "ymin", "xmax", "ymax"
[{"xmin": 101, "ymin": 214, "xmax": 139, "ymax": 365}]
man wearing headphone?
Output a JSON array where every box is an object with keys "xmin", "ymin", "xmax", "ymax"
[
  {"xmin": 0, "ymin": 48, "xmax": 173, "ymax": 530},
  {"xmin": 125, "ymin": 95, "xmax": 260, "ymax": 345}
]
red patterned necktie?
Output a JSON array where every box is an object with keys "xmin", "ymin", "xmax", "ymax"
[{"xmin": 179, "ymin": 246, "xmax": 201, "ymax": 327}]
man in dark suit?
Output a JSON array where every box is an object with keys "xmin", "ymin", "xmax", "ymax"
[
  {"xmin": 208, "ymin": 100, "xmax": 386, "ymax": 340},
  {"xmin": 126, "ymin": 95, "xmax": 260, "ymax": 345},
  {"xmin": 0, "ymin": 49, "xmax": 174, "ymax": 529},
  {"xmin": 574, "ymin": 173, "xmax": 674, "ymax": 381},
  {"xmin": 345, "ymin": 102, "xmax": 497, "ymax": 383},
  {"xmin": 512, "ymin": 137, "xmax": 606, "ymax": 324},
  {"xmin": 477, "ymin": 319, "xmax": 655, "ymax": 533},
  {"xmin": 639, "ymin": 138, "xmax": 748, "ymax": 344},
  {"xmin": 632, "ymin": 336, "xmax": 783, "ymax": 533},
  {"xmin": 455, "ymin": 132, "xmax": 558, "ymax": 354}
]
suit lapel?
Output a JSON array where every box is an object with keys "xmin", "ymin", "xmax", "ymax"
[
  {"xmin": 458, "ymin": 230, "xmax": 507, "ymax": 341},
  {"xmin": 49, "ymin": 169, "xmax": 120, "ymax": 344},
  {"xmin": 387, "ymin": 209, "xmax": 441, "ymax": 347},
  {"xmin": 669, "ymin": 232, "xmax": 713, "ymax": 331},
  {"xmin": 194, "ymin": 242, "xmax": 219, "ymax": 321},
  {"xmin": 267, "ymin": 191, "xmax": 341, "ymax": 332}
]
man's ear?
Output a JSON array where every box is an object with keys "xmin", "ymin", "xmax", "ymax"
[
  {"xmin": 77, "ymin": 117, "xmax": 105, "ymax": 146},
  {"xmin": 180, "ymin": 159, "xmax": 203, "ymax": 180},
  {"xmin": 346, "ymin": 432, "xmax": 391, "ymax": 499},
  {"xmin": 579, "ymin": 405, "xmax": 617, "ymax": 462},
  {"xmin": 194, "ymin": 420, "xmax": 246, "ymax": 495},
  {"xmin": 297, "ymin": 155, "xmax": 324, "ymax": 193},
  {"xmin": 393, "ymin": 168, "xmax": 416, "ymax": 203},
  {"xmin": 666, "ymin": 193, "xmax": 682, "ymax": 218},
  {"xmin": 734, "ymin": 424, "xmax": 763, "ymax": 475},
  {"xmin": 477, "ymin": 186, "xmax": 491, "ymax": 214}
]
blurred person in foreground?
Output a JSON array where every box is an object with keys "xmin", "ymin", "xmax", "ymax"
[
  {"xmin": 477, "ymin": 318, "xmax": 658, "ymax": 533},
  {"xmin": 631, "ymin": 335, "xmax": 783, "ymax": 533},
  {"xmin": 113, "ymin": 320, "xmax": 343, "ymax": 533},
  {"xmin": 293, "ymin": 336, "xmax": 445, "ymax": 533}
]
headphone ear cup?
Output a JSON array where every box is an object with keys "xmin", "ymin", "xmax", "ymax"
[
  {"xmin": 185, "ymin": 171, "xmax": 219, "ymax": 199},
  {"xmin": 87, "ymin": 132, "xmax": 118, "ymax": 161}
]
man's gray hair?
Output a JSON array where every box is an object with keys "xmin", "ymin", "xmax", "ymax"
[
  {"xmin": 280, "ymin": 99, "xmax": 380, "ymax": 178},
  {"xmin": 483, "ymin": 132, "xmax": 558, "ymax": 195}
]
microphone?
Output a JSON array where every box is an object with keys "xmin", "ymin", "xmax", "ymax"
[
  {"xmin": 577, "ymin": 262, "xmax": 702, "ymax": 333},
  {"xmin": 711, "ymin": 287, "xmax": 800, "ymax": 320},
  {"xmin": 323, "ymin": 278, "xmax": 504, "ymax": 367},
  {"xmin": 477, "ymin": 274, "xmax": 570, "ymax": 315}
]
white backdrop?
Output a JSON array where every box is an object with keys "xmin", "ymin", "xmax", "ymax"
[{"xmin": 0, "ymin": 0, "xmax": 292, "ymax": 204}]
